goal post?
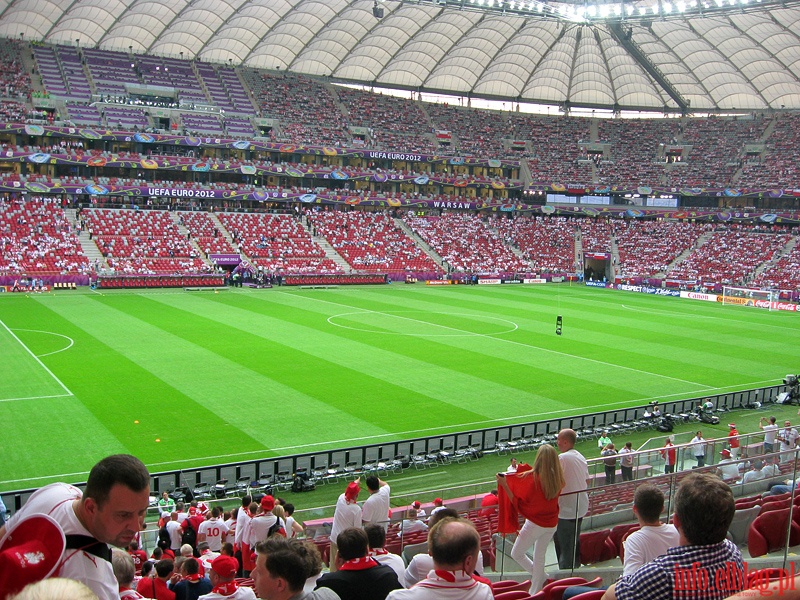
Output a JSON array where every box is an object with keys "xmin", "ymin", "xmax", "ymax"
[{"xmin": 721, "ymin": 286, "xmax": 780, "ymax": 310}]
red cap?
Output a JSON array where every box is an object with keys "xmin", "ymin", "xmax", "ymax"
[
  {"xmin": 729, "ymin": 423, "xmax": 736, "ymax": 428},
  {"xmin": 412, "ymin": 501, "xmax": 421, "ymax": 509},
  {"xmin": 189, "ymin": 507, "xmax": 198, "ymax": 515},
  {"xmin": 434, "ymin": 498, "xmax": 443, "ymax": 505},
  {"xmin": 260, "ymin": 495, "xmax": 275, "ymax": 511},
  {"xmin": 0, "ymin": 514, "xmax": 66, "ymax": 598},
  {"xmin": 721, "ymin": 448, "xmax": 731, "ymax": 457},
  {"xmin": 344, "ymin": 482, "xmax": 360, "ymax": 502},
  {"xmin": 210, "ymin": 554, "xmax": 239, "ymax": 579}
]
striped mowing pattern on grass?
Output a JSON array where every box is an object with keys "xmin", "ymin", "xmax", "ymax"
[{"xmin": 0, "ymin": 283, "xmax": 796, "ymax": 491}]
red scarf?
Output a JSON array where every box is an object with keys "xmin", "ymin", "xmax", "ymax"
[
  {"xmin": 211, "ymin": 581, "xmax": 239, "ymax": 596},
  {"xmin": 369, "ymin": 548, "xmax": 388, "ymax": 556},
  {"xmin": 183, "ymin": 573, "xmax": 203, "ymax": 582},
  {"xmin": 340, "ymin": 557, "xmax": 379, "ymax": 571}
]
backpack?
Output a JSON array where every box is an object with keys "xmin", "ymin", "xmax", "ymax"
[
  {"xmin": 268, "ymin": 517, "xmax": 286, "ymax": 538},
  {"xmin": 158, "ymin": 525, "xmax": 171, "ymax": 550},
  {"xmin": 181, "ymin": 520, "xmax": 197, "ymax": 549}
]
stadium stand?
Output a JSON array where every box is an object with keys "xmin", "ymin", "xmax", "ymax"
[
  {"xmin": 405, "ymin": 212, "xmax": 530, "ymax": 273},
  {"xmin": 308, "ymin": 210, "xmax": 442, "ymax": 274},
  {"xmin": 0, "ymin": 198, "xmax": 90, "ymax": 275}
]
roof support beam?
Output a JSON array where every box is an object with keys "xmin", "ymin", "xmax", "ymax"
[{"xmin": 608, "ymin": 21, "xmax": 689, "ymax": 112}]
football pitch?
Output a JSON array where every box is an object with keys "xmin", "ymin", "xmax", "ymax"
[{"xmin": 0, "ymin": 283, "xmax": 797, "ymax": 493}]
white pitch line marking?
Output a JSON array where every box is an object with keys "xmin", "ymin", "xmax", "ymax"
[
  {"xmin": 13, "ymin": 329, "xmax": 75, "ymax": 357},
  {"xmin": 0, "ymin": 318, "xmax": 73, "ymax": 396},
  {"xmin": 280, "ymin": 291, "xmax": 714, "ymax": 391}
]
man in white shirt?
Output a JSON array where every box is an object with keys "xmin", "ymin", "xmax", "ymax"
[
  {"xmin": 388, "ymin": 518, "xmax": 493, "ymax": 600},
  {"xmin": 398, "ymin": 509, "xmax": 428, "ymax": 537},
  {"xmin": 362, "ymin": 476, "xmax": 391, "ymax": 531},
  {"xmin": 741, "ymin": 460, "xmax": 766, "ymax": 485},
  {"xmin": 0, "ymin": 454, "xmax": 150, "ymax": 600},
  {"xmin": 717, "ymin": 449, "xmax": 741, "ymax": 481},
  {"xmin": 690, "ymin": 431, "xmax": 706, "ymax": 467},
  {"xmin": 330, "ymin": 480, "xmax": 362, "ymax": 572},
  {"xmin": 366, "ymin": 523, "xmax": 406, "ymax": 582},
  {"xmin": 198, "ymin": 506, "xmax": 230, "ymax": 552},
  {"xmin": 555, "ymin": 428, "xmax": 590, "ymax": 569},
  {"xmin": 622, "ymin": 484, "xmax": 680, "ymax": 576},
  {"xmin": 760, "ymin": 416, "xmax": 779, "ymax": 453},
  {"xmin": 777, "ymin": 420, "xmax": 799, "ymax": 463}
]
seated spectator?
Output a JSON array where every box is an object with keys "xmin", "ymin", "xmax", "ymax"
[
  {"xmin": 402, "ymin": 508, "xmax": 484, "ymax": 588},
  {"xmin": 398, "ymin": 509, "xmax": 428, "ymax": 537},
  {"xmin": 622, "ymin": 485, "xmax": 680, "ymax": 576},
  {"xmin": 315, "ymin": 527, "xmax": 402, "ymax": 600},
  {"xmin": 602, "ymin": 472, "xmax": 743, "ymax": 600},
  {"xmin": 112, "ymin": 548, "xmax": 143, "ymax": 600},
  {"xmin": 366, "ymin": 524, "xmax": 405, "ymax": 582},
  {"xmin": 169, "ymin": 557, "xmax": 212, "ymax": 600},
  {"xmin": 479, "ymin": 490, "xmax": 498, "ymax": 517},
  {"xmin": 740, "ymin": 460, "xmax": 765, "ymax": 485},
  {"xmin": 387, "ymin": 517, "xmax": 493, "ymax": 600},
  {"xmin": 137, "ymin": 559, "xmax": 176, "ymax": 600},
  {"xmin": 251, "ymin": 536, "xmax": 338, "ymax": 600},
  {"xmin": 201, "ymin": 555, "xmax": 255, "ymax": 599}
]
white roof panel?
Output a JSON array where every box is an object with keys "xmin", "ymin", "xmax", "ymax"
[{"xmin": 1, "ymin": 0, "xmax": 798, "ymax": 109}]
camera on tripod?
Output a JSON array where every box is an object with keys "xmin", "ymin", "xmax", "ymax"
[{"xmin": 778, "ymin": 374, "xmax": 799, "ymax": 404}]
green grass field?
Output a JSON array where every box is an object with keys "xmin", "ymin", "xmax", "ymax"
[{"xmin": 0, "ymin": 283, "xmax": 797, "ymax": 493}]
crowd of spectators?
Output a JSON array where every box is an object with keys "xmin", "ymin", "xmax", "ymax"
[
  {"xmin": 666, "ymin": 116, "xmax": 769, "ymax": 189},
  {"xmin": 405, "ymin": 212, "xmax": 529, "ymax": 273},
  {"xmin": 214, "ymin": 211, "xmax": 340, "ymax": 275},
  {"xmin": 0, "ymin": 197, "xmax": 90, "ymax": 275},
  {"xmin": 0, "ymin": 38, "xmax": 32, "ymax": 99},
  {"xmin": 737, "ymin": 113, "xmax": 800, "ymax": 189},
  {"xmin": 491, "ymin": 215, "xmax": 576, "ymax": 274},
  {"xmin": 596, "ymin": 119, "xmax": 681, "ymax": 189},
  {"xmin": 751, "ymin": 242, "xmax": 800, "ymax": 292},
  {"xmin": 83, "ymin": 208, "xmax": 208, "ymax": 275},
  {"xmin": 613, "ymin": 220, "xmax": 706, "ymax": 278},
  {"xmin": 309, "ymin": 209, "xmax": 441, "ymax": 273},
  {"xmin": 665, "ymin": 224, "xmax": 792, "ymax": 285}
]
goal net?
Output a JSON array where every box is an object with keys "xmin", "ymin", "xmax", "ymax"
[{"xmin": 721, "ymin": 286, "xmax": 780, "ymax": 310}]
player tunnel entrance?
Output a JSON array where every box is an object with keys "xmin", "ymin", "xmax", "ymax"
[{"xmin": 584, "ymin": 252, "xmax": 612, "ymax": 282}]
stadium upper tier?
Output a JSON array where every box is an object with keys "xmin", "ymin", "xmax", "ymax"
[
  {"xmin": 2, "ymin": 37, "xmax": 800, "ymax": 191},
  {"xmin": 0, "ymin": 0, "xmax": 799, "ymax": 111},
  {"xmin": 3, "ymin": 199, "xmax": 800, "ymax": 294}
]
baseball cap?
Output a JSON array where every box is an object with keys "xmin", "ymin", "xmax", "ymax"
[
  {"xmin": 210, "ymin": 554, "xmax": 239, "ymax": 579},
  {"xmin": 189, "ymin": 507, "xmax": 198, "ymax": 515},
  {"xmin": 260, "ymin": 495, "xmax": 275, "ymax": 511},
  {"xmin": 0, "ymin": 514, "xmax": 66, "ymax": 598},
  {"xmin": 412, "ymin": 501, "xmax": 421, "ymax": 509},
  {"xmin": 161, "ymin": 511, "xmax": 171, "ymax": 519},
  {"xmin": 720, "ymin": 448, "xmax": 731, "ymax": 457},
  {"xmin": 344, "ymin": 481, "xmax": 360, "ymax": 502},
  {"xmin": 434, "ymin": 498, "xmax": 443, "ymax": 505},
  {"xmin": 729, "ymin": 423, "xmax": 736, "ymax": 428}
]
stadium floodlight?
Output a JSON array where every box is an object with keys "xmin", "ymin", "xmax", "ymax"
[{"xmin": 663, "ymin": 2, "xmax": 672, "ymax": 11}]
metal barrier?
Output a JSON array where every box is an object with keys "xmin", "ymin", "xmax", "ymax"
[{"xmin": 0, "ymin": 384, "xmax": 788, "ymax": 512}]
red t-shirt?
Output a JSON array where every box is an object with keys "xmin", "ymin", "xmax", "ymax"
[
  {"xmin": 729, "ymin": 429, "xmax": 740, "ymax": 448},
  {"xmin": 136, "ymin": 577, "xmax": 176, "ymax": 600},
  {"xmin": 129, "ymin": 549, "xmax": 148, "ymax": 575}
]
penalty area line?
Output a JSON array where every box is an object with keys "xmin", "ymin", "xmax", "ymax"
[{"xmin": 0, "ymin": 318, "xmax": 73, "ymax": 397}]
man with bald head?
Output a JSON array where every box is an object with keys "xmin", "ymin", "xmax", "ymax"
[
  {"xmin": 555, "ymin": 428, "xmax": 590, "ymax": 569},
  {"xmin": 387, "ymin": 517, "xmax": 493, "ymax": 600}
]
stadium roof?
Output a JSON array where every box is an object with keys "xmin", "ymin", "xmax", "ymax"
[{"xmin": 1, "ymin": 0, "xmax": 799, "ymax": 111}]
